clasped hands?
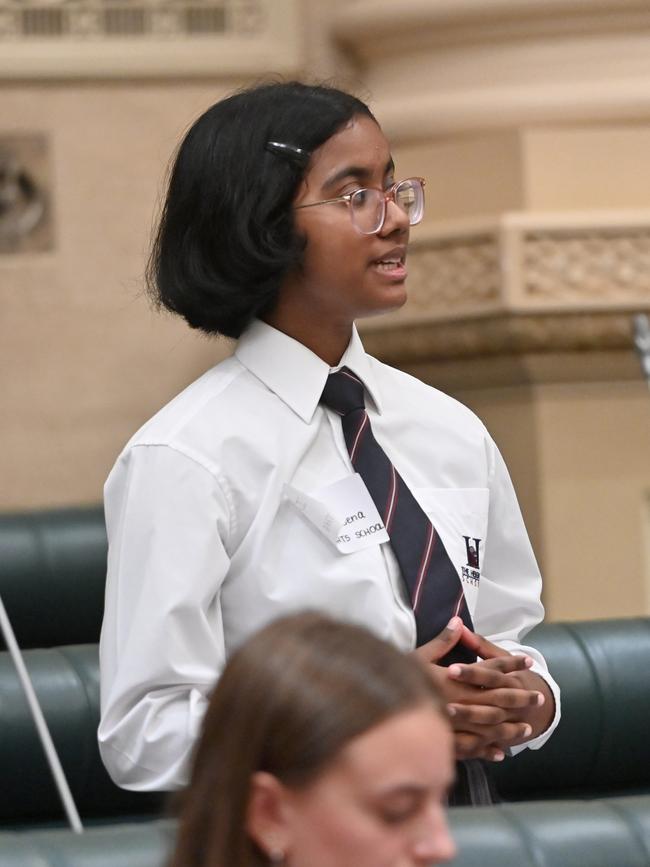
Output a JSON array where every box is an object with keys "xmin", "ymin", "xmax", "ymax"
[{"xmin": 414, "ymin": 617, "xmax": 554, "ymax": 762}]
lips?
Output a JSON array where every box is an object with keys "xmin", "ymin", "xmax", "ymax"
[
  {"xmin": 370, "ymin": 247, "xmax": 406, "ymax": 268},
  {"xmin": 370, "ymin": 247, "xmax": 407, "ymax": 280}
]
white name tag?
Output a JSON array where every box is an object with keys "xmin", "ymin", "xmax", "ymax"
[{"xmin": 284, "ymin": 473, "xmax": 390, "ymax": 554}]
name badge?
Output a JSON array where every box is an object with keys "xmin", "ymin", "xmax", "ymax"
[{"xmin": 284, "ymin": 473, "xmax": 390, "ymax": 554}]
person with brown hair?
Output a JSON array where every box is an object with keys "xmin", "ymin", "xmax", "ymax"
[{"xmin": 169, "ymin": 611, "xmax": 456, "ymax": 867}]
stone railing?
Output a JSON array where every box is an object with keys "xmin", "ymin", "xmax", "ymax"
[{"xmin": 360, "ymin": 210, "xmax": 650, "ymax": 381}]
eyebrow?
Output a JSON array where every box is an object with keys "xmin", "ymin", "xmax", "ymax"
[
  {"xmin": 323, "ymin": 157, "xmax": 395, "ymax": 191},
  {"xmin": 374, "ymin": 783, "xmax": 425, "ymax": 800},
  {"xmin": 374, "ymin": 776, "xmax": 456, "ymax": 800}
]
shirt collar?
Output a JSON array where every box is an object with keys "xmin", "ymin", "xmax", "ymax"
[{"xmin": 234, "ymin": 320, "xmax": 383, "ymax": 424}]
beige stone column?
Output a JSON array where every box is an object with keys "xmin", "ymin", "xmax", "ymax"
[
  {"xmin": 334, "ymin": 0, "xmax": 650, "ymax": 620},
  {"xmin": 0, "ymin": 0, "xmax": 341, "ymax": 512}
]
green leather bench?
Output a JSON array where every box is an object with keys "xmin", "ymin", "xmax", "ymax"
[
  {"xmin": 2, "ymin": 624, "xmax": 648, "ymax": 828},
  {"xmin": 0, "ymin": 644, "xmax": 165, "ymax": 827},
  {"xmin": 2, "ymin": 796, "xmax": 650, "ymax": 867},
  {"xmin": 1, "ymin": 506, "xmax": 649, "ymax": 827},
  {"xmin": 493, "ymin": 617, "xmax": 650, "ymax": 801},
  {"xmin": 448, "ymin": 796, "xmax": 650, "ymax": 866},
  {"xmin": 0, "ymin": 506, "xmax": 106, "ymax": 649},
  {"xmin": 0, "ymin": 506, "xmax": 164, "ymax": 827},
  {"xmin": 0, "ymin": 820, "xmax": 174, "ymax": 866}
]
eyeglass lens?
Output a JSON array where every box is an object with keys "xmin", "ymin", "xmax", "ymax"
[{"xmin": 350, "ymin": 178, "xmax": 424, "ymax": 234}]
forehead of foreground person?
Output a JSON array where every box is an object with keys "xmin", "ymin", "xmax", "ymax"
[{"xmin": 170, "ymin": 612, "xmax": 456, "ymax": 867}]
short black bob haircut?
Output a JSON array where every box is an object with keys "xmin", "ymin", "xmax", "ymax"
[{"xmin": 146, "ymin": 81, "xmax": 376, "ymax": 339}]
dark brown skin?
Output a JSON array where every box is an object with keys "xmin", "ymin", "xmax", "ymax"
[
  {"xmin": 265, "ymin": 116, "xmax": 410, "ymax": 363},
  {"xmin": 415, "ymin": 619, "xmax": 554, "ymax": 762},
  {"xmin": 268, "ymin": 114, "xmax": 554, "ymax": 764}
]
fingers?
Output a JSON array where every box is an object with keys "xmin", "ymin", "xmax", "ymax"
[
  {"xmin": 476, "ymin": 655, "xmax": 533, "ymax": 675},
  {"xmin": 448, "ymin": 703, "xmax": 509, "ymax": 727},
  {"xmin": 452, "ymin": 718, "xmax": 534, "ymax": 760},
  {"xmin": 476, "ymin": 636, "xmax": 510, "ymax": 660},
  {"xmin": 449, "ymin": 706, "xmax": 533, "ymax": 740},
  {"xmin": 473, "ymin": 686, "xmax": 544, "ymax": 711},
  {"xmin": 453, "ymin": 732, "xmax": 509, "ymax": 762},
  {"xmin": 413, "ymin": 617, "xmax": 464, "ymax": 664},
  {"xmin": 457, "ymin": 625, "xmax": 483, "ymax": 655},
  {"xmin": 448, "ymin": 660, "xmax": 535, "ymax": 691},
  {"xmin": 454, "ymin": 731, "xmax": 492, "ymax": 761},
  {"xmin": 459, "ymin": 626, "xmax": 510, "ymax": 659}
]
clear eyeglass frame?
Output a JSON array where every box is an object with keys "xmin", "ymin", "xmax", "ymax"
[{"xmin": 295, "ymin": 177, "xmax": 426, "ymax": 235}]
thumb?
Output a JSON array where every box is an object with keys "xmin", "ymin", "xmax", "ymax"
[
  {"xmin": 415, "ymin": 617, "xmax": 463, "ymax": 663},
  {"xmin": 460, "ymin": 625, "xmax": 511, "ymax": 659}
]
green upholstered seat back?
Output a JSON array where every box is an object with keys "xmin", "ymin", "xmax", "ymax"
[
  {"xmin": 449, "ymin": 796, "xmax": 650, "ymax": 866},
  {"xmin": 0, "ymin": 644, "xmax": 164, "ymax": 826},
  {"xmin": 0, "ymin": 507, "xmax": 107, "ymax": 648},
  {"xmin": 492, "ymin": 618, "xmax": 650, "ymax": 799},
  {"xmin": 0, "ymin": 820, "xmax": 175, "ymax": 867},
  {"xmin": 2, "ymin": 798, "xmax": 650, "ymax": 867}
]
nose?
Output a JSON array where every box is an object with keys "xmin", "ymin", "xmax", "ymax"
[
  {"xmin": 411, "ymin": 808, "xmax": 457, "ymax": 865},
  {"xmin": 378, "ymin": 194, "xmax": 410, "ymax": 237}
]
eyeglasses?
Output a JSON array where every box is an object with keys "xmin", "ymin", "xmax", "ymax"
[{"xmin": 295, "ymin": 177, "xmax": 425, "ymax": 235}]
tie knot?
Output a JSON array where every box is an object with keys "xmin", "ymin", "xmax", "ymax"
[{"xmin": 320, "ymin": 368, "xmax": 366, "ymax": 416}]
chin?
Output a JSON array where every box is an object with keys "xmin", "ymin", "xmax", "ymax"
[{"xmin": 372, "ymin": 284, "xmax": 409, "ymax": 317}]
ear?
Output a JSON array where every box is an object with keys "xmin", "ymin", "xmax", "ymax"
[{"xmin": 245, "ymin": 771, "xmax": 293, "ymax": 859}]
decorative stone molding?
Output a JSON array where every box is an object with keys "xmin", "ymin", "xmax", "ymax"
[
  {"xmin": 361, "ymin": 311, "xmax": 643, "ymax": 366},
  {"xmin": 523, "ymin": 228, "xmax": 650, "ymax": 303},
  {"xmin": 334, "ymin": 0, "xmax": 650, "ymax": 54},
  {"xmin": 360, "ymin": 210, "xmax": 650, "ymax": 371},
  {"xmin": 400, "ymin": 232, "xmax": 500, "ymax": 318},
  {"xmin": 0, "ymin": 0, "xmax": 300, "ymax": 78},
  {"xmin": 333, "ymin": 0, "xmax": 650, "ymax": 141}
]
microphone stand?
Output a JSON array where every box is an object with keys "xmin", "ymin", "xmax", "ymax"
[
  {"xmin": 0, "ymin": 594, "xmax": 83, "ymax": 833},
  {"xmin": 632, "ymin": 313, "xmax": 650, "ymax": 393}
]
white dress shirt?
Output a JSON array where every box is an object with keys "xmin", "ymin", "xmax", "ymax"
[{"xmin": 99, "ymin": 319, "xmax": 560, "ymax": 791}]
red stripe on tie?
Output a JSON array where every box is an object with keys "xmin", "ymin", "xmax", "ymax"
[
  {"xmin": 412, "ymin": 523, "xmax": 436, "ymax": 610},
  {"xmin": 342, "ymin": 369, "xmax": 363, "ymax": 385},
  {"xmin": 453, "ymin": 591, "xmax": 464, "ymax": 618},
  {"xmin": 350, "ymin": 413, "xmax": 369, "ymax": 464},
  {"xmin": 384, "ymin": 465, "xmax": 398, "ymax": 532}
]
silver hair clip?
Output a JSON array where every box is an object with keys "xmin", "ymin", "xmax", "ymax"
[{"xmin": 266, "ymin": 140, "xmax": 308, "ymax": 159}]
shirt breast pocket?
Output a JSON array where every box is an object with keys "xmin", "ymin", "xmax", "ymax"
[{"xmin": 412, "ymin": 487, "xmax": 489, "ymax": 619}]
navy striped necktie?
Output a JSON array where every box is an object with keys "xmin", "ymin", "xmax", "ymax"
[{"xmin": 321, "ymin": 367, "xmax": 476, "ymax": 666}]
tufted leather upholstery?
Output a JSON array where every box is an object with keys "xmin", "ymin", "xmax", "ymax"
[
  {"xmin": 0, "ymin": 820, "xmax": 175, "ymax": 866},
  {"xmin": 0, "ymin": 507, "xmax": 107, "ymax": 649},
  {"xmin": 0, "ymin": 644, "xmax": 164, "ymax": 826},
  {"xmin": 1, "ymin": 798, "xmax": 650, "ymax": 867},
  {"xmin": 1, "ymin": 506, "xmax": 649, "ymax": 828},
  {"xmin": 448, "ymin": 796, "xmax": 650, "ymax": 866},
  {"xmin": 2, "ymin": 619, "xmax": 648, "ymax": 829},
  {"xmin": 492, "ymin": 618, "xmax": 650, "ymax": 800}
]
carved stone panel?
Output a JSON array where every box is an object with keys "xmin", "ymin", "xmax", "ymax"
[
  {"xmin": 361, "ymin": 211, "xmax": 650, "ymax": 379},
  {"xmin": 398, "ymin": 233, "xmax": 501, "ymax": 320},
  {"xmin": 0, "ymin": 0, "xmax": 300, "ymax": 77},
  {"xmin": 0, "ymin": 134, "xmax": 52, "ymax": 254},
  {"xmin": 0, "ymin": 0, "xmax": 263, "ymax": 41},
  {"xmin": 523, "ymin": 228, "xmax": 650, "ymax": 303}
]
